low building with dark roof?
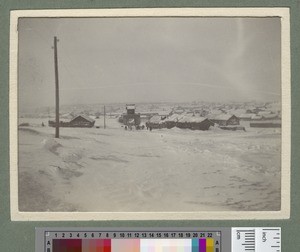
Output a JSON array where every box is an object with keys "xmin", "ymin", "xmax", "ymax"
[
  {"xmin": 48, "ymin": 114, "xmax": 95, "ymax": 128},
  {"xmin": 250, "ymin": 120, "xmax": 281, "ymax": 128},
  {"xmin": 208, "ymin": 114, "xmax": 240, "ymax": 126},
  {"xmin": 176, "ymin": 115, "xmax": 214, "ymax": 130},
  {"xmin": 146, "ymin": 114, "xmax": 213, "ymax": 131},
  {"xmin": 69, "ymin": 115, "xmax": 95, "ymax": 127},
  {"xmin": 164, "ymin": 114, "xmax": 183, "ymax": 129},
  {"xmin": 146, "ymin": 115, "xmax": 165, "ymax": 129}
]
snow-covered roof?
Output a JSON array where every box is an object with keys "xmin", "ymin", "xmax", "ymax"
[
  {"xmin": 71, "ymin": 114, "xmax": 95, "ymax": 123},
  {"xmin": 173, "ymin": 109, "xmax": 185, "ymax": 114},
  {"xmin": 251, "ymin": 115, "xmax": 263, "ymax": 120},
  {"xmin": 258, "ymin": 111, "xmax": 272, "ymax": 116},
  {"xmin": 149, "ymin": 115, "xmax": 162, "ymax": 124},
  {"xmin": 262, "ymin": 114, "xmax": 278, "ymax": 119},
  {"xmin": 209, "ymin": 109, "xmax": 223, "ymax": 115},
  {"xmin": 165, "ymin": 114, "xmax": 184, "ymax": 122},
  {"xmin": 137, "ymin": 110, "xmax": 171, "ymax": 116},
  {"xmin": 227, "ymin": 109, "xmax": 247, "ymax": 117},
  {"xmin": 178, "ymin": 115, "xmax": 207, "ymax": 123},
  {"xmin": 61, "ymin": 113, "xmax": 73, "ymax": 119},
  {"xmin": 209, "ymin": 114, "xmax": 236, "ymax": 121},
  {"xmin": 158, "ymin": 110, "xmax": 172, "ymax": 116},
  {"xmin": 126, "ymin": 104, "xmax": 135, "ymax": 110},
  {"xmin": 239, "ymin": 113, "xmax": 256, "ymax": 119}
]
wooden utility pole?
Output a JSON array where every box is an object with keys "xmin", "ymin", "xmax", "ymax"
[
  {"xmin": 104, "ymin": 106, "xmax": 106, "ymax": 129},
  {"xmin": 54, "ymin": 36, "xmax": 60, "ymax": 138}
]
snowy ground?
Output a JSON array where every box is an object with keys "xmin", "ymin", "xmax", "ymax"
[{"xmin": 18, "ymin": 117, "xmax": 281, "ymax": 212}]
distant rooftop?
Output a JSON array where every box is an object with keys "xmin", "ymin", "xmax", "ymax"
[
  {"xmin": 71, "ymin": 114, "xmax": 95, "ymax": 123},
  {"xmin": 126, "ymin": 104, "xmax": 135, "ymax": 110},
  {"xmin": 208, "ymin": 114, "xmax": 236, "ymax": 121}
]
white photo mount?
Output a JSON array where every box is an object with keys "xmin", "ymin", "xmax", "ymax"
[{"xmin": 10, "ymin": 8, "xmax": 291, "ymax": 221}]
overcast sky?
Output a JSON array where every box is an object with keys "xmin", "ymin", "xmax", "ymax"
[{"xmin": 18, "ymin": 17, "xmax": 281, "ymax": 108}]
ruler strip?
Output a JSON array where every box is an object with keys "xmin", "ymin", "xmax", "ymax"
[{"xmin": 232, "ymin": 227, "xmax": 281, "ymax": 252}]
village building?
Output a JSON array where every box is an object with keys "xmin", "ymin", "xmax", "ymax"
[
  {"xmin": 146, "ymin": 114, "xmax": 213, "ymax": 131},
  {"xmin": 261, "ymin": 113, "xmax": 279, "ymax": 120},
  {"xmin": 251, "ymin": 115, "xmax": 263, "ymax": 120},
  {"xmin": 146, "ymin": 115, "xmax": 165, "ymax": 129},
  {"xmin": 208, "ymin": 114, "xmax": 240, "ymax": 126},
  {"xmin": 69, "ymin": 115, "xmax": 95, "ymax": 127},
  {"xmin": 250, "ymin": 120, "xmax": 281, "ymax": 128},
  {"xmin": 209, "ymin": 109, "xmax": 223, "ymax": 115},
  {"xmin": 226, "ymin": 109, "xmax": 247, "ymax": 118},
  {"xmin": 164, "ymin": 114, "xmax": 184, "ymax": 129},
  {"xmin": 238, "ymin": 113, "xmax": 256, "ymax": 121},
  {"xmin": 238, "ymin": 112, "xmax": 278, "ymax": 121},
  {"xmin": 172, "ymin": 108, "xmax": 185, "ymax": 114},
  {"xmin": 176, "ymin": 115, "xmax": 214, "ymax": 130},
  {"xmin": 192, "ymin": 109, "xmax": 209, "ymax": 117},
  {"xmin": 119, "ymin": 104, "xmax": 141, "ymax": 126},
  {"xmin": 257, "ymin": 110, "xmax": 273, "ymax": 116},
  {"xmin": 157, "ymin": 110, "xmax": 172, "ymax": 120},
  {"xmin": 257, "ymin": 111, "xmax": 279, "ymax": 120},
  {"xmin": 138, "ymin": 110, "xmax": 172, "ymax": 121},
  {"xmin": 48, "ymin": 114, "xmax": 95, "ymax": 128},
  {"xmin": 126, "ymin": 104, "xmax": 135, "ymax": 114}
]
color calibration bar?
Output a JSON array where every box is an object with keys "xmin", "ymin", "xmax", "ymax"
[
  {"xmin": 37, "ymin": 227, "xmax": 281, "ymax": 252},
  {"xmin": 37, "ymin": 228, "xmax": 228, "ymax": 252},
  {"xmin": 51, "ymin": 238, "xmax": 217, "ymax": 252}
]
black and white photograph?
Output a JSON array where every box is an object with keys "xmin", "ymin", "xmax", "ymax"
[{"xmin": 10, "ymin": 8, "xmax": 290, "ymax": 220}]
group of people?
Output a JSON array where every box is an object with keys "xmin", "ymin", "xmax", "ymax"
[{"xmin": 124, "ymin": 124, "xmax": 152, "ymax": 131}]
